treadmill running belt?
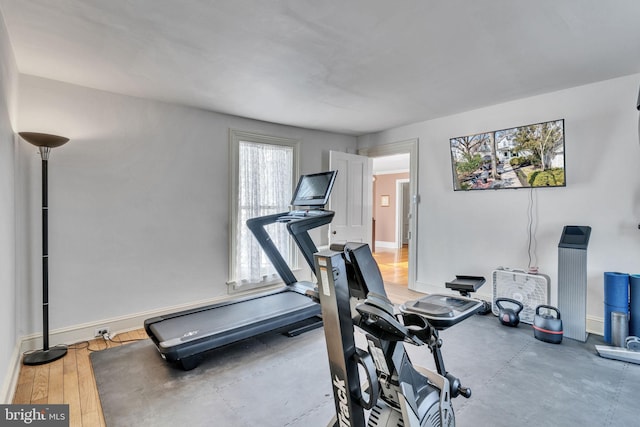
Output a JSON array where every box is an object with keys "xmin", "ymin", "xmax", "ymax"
[{"xmin": 149, "ymin": 291, "xmax": 317, "ymax": 348}]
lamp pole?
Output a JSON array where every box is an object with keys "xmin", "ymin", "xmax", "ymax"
[{"xmin": 20, "ymin": 132, "xmax": 70, "ymax": 365}]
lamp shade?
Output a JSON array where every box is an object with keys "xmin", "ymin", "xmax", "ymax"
[{"xmin": 19, "ymin": 132, "xmax": 69, "ymax": 148}]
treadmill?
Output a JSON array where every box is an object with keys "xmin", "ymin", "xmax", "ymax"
[{"xmin": 144, "ymin": 171, "xmax": 337, "ymax": 370}]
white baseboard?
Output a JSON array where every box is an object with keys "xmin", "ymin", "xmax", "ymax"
[
  {"xmin": 586, "ymin": 315, "xmax": 604, "ymax": 336},
  {"xmin": 1, "ymin": 342, "xmax": 21, "ymax": 404},
  {"xmin": 8, "ymin": 290, "xmax": 280, "ymax": 403},
  {"xmin": 18, "ymin": 293, "xmax": 244, "ymax": 355},
  {"xmin": 375, "ymin": 241, "xmax": 398, "ymax": 249}
]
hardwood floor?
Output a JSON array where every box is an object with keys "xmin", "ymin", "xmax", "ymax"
[
  {"xmin": 372, "ymin": 245, "xmax": 424, "ymax": 303},
  {"xmin": 373, "ymin": 245, "xmax": 409, "ymax": 286},
  {"xmin": 11, "ymin": 247, "xmax": 421, "ymax": 426},
  {"xmin": 12, "ymin": 329, "xmax": 148, "ymax": 427}
]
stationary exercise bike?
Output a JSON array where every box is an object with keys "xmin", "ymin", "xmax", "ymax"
[{"xmin": 314, "ymin": 243, "xmax": 482, "ymax": 427}]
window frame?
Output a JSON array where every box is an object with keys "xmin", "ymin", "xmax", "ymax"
[{"xmin": 227, "ymin": 129, "xmax": 300, "ymax": 292}]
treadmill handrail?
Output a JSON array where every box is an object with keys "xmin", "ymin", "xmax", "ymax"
[
  {"xmin": 286, "ymin": 211, "xmax": 334, "ymax": 273},
  {"xmin": 246, "ymin": 212, "xmax": 297, "ymax": 285},
  {"xmin": 246, "ymin": 210, "xmax": 334, "ymax": 286}
]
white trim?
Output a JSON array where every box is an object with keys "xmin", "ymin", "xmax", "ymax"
[
  {"xmin": 226, "ymin": 266, "xmax": 306, "ymax": 294},
  {"xmin": 7, "ymin": 288, "xmax": 292, "ymax": 402},
  {"xmin": 228, "ymin": 129, "xmax": 300, "ymax": 287},
  {"xmin": 1, "ymin": 342, "xmax": 21, "ymax": 404},
  {"xmin": 375, "ymin": 241, "xmax": 397, "ymax": 249},
  {"xmin": 374, "ymin": 168, "xmax": 410, "ymax": 176},
  {"xmin": 16, "ymin": 299, "xmax": 605, "ymax": 349},
  {"xmin": 395, "ymin": 178, "xmax": 410, "ymax": 249},
  {"xmin": 226, "ymin": 276, "xmax": 283, "ymax": 294},
  {"xmin": 586, "ymin": 315, "xmax": 604, "ymax": 337},
  {"xmin": 18, "ymin": 290, "xmax": 267, "ymax": 354}
]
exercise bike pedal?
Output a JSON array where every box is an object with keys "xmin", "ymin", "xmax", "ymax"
[{"xmin": 476, "ymin": 300, "xmax": 493, "ymax": 315}]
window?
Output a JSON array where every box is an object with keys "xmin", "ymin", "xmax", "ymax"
[{"xmin": 228, "ymin": 130, "xmax": 300, "ymax": 291}]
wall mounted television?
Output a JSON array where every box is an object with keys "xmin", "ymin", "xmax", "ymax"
[{"xmin": 449, "ymin": 119, "xmax": 565, "ymax": 191}]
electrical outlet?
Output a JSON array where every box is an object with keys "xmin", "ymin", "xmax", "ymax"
[{"xmin": 94, "ymin": 327, "xmax": 110, "ymax": 337}]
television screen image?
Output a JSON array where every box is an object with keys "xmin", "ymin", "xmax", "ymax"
[
  {"xmin": 449, "ymin": 119, "xmax": 565, "ymax": 191},
  {"xmin": 290, "ymin": 170, "xmax": 337, "ymax": 207}
]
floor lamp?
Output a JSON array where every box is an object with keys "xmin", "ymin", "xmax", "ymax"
[{"xmin": 20, "ymin": 132, "xmax": 70, "ymax": 365}]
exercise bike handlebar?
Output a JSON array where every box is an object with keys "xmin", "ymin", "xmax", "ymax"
[
  {"xmin": 446, "ymin": 372, "xmax": 472, "ymax": 399},
  {"xmin": 357, "ymin": 292, "xmax": 452, "ymax": 345},
  {"xmin": 356, "ymin": 301, "xmax": 424, "ymax": 345},
  {"xmin": 357, "ymin": 294, "xmax": 475, "ymax": 401},
  {"xmin": 458, "ymin": 385, "xmax": 472, "ymax": 399},
  {"xmin": 355, "ymin": 295, "xmax": 435, "ymax": 347}
]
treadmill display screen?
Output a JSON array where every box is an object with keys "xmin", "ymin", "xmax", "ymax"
[{"xmin": 291, "ymin": 171, "xmax": 337, "ymax": 207}]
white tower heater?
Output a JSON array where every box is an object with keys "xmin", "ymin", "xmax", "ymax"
[{"xmin": 557, "ymin": 225, "xmax": 591, "ymax": 342}]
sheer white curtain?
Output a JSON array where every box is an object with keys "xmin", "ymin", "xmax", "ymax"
[{"xmin": 236, "ymin": 141, "xmax": 294, "ymax": 283}]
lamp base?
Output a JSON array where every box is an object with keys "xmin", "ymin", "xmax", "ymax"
[{"xmin": 23, "ymin": 346, "xmax": 68, "ymax": 365}]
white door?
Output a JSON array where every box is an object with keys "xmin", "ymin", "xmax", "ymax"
[{"xmin": 329, "ymin": 151, "xmax": 373, "ymax": 245}]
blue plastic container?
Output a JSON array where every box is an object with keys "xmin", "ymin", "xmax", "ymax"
[
  {"xmin": 630, "ymin": 274, "xmax": 640, "ymax": 336},
  {"xmin": 603, "ymin": 272, "xmax": 629, "ymax": 343}
]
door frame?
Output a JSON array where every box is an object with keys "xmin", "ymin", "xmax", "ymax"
[
  {"xmin": 359, "ymin": 139, "xmax": 419, "ymax": 290},
  {"xmin": 396, "ymin": 179, "xmax": 410, "ymax": 248}
]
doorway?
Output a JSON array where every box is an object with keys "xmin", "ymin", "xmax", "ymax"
[
  {"xmin": 371, "ymin": 156, "xmax": 409, "ymax": 288},
  {"xmin": 360, "ymin": 138, "xmax": 418, "ymax": 291}
]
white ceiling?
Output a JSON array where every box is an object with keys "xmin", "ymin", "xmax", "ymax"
[
  {"xmin": 1, "ymin": 0, "xmax": 639, "ymax": 136},
  {"xmin": 372, "ymin": 153, "xmax": 410, "ymax": 175}
]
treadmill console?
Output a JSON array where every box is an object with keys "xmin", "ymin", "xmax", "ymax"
[
  {"xmin": 401, "ymin": 294, "xmax": 483, "ymax": 329},
  {"xmin": 277, "ymin": 209, "xmax": 332, "ymax": 222}
]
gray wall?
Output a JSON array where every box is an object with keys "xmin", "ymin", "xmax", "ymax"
[
  {"xmin": 15, "ymin": 75, "xmax": 357, "ymax": 337},
  {"xmin": 0, "ymin": 9, "xmax": 18, "ymax": 401},
  {"xmin": 358, "ymin": 73, "xmax": 640, "ymax": 330}
]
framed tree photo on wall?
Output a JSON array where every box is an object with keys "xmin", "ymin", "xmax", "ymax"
[{"xmin": 449, "ymin": 119, "xmax": 565, "ymax": 191}]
